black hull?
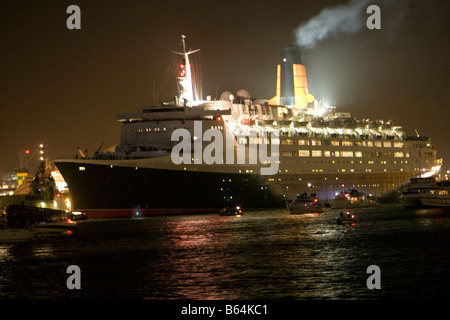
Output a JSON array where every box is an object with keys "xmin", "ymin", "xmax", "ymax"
[{"xmin": 55, "ymin": 161, "xmax": 286, "ymax": 218}]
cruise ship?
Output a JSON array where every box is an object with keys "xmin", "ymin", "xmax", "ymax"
[{"xmin": 55, "ymin": 36, "xmax": 441, "ymax": 218}]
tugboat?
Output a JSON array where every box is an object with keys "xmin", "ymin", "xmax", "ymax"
[
  {"xmin": 0, "ymin": 146, "xmax": 76, "ymax": 232},
  {"xmin": 288, "ymin": 192, "xmax": 323, "ymax": 214}
]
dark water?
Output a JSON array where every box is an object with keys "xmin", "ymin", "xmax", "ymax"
[{"xmin": 1, "ymin": 204, "xmax": 450, "ymax": 300}]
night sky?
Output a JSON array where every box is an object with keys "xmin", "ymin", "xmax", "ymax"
[{"xmin": 0, "ymin": 0, "xmax": 449, "ymax": 174}]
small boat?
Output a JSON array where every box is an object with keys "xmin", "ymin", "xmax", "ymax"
[
  {"xmin": 328, "ymin": 189, "xmax": 376, "ymax": 209},
  {"xmin": 219, "ymin": 206, "xmax": 243, "ymax": 216},
  {"xmin": 337, "ymin": 211, "xmax": 357, "ymax": 224},
  {"xmin": 0, "ymin": 228, "xmax": 34, "ymax": 243},
  {"xmin": 33, "ymin": 219, "xmax": 78, "ymax": 233},
  {"xmin": 400, "ymin": 177, "xmax": 438, "ymax": 208},
  {"xmin": 401, "ymin": 178, "xmax": 450, "ymax": 208},
  {"xmin": 288, "ymin": 193, "xmax": 323, "ymax": 214},
  {"xmin": 68, "ymin": 211, "xmax": 87, "ymax": 221}
]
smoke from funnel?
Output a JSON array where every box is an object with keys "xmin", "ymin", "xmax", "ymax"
[{"xmin": 295, "ymin": 0, "xmax": 372, "ymax": 49}]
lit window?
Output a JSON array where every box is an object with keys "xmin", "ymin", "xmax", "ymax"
[
  {"xmin": 312, "ymin": 150, "xmax": 322, "ymax": 157},
  {"xmin": 282, "ymin": 139, "xmax": 293, "ymax": 145},
  {"xmin": 341, "ymin": 151, "xmax": 353, "ymax": 157},
  {"xmin": 298, "ymin": 150, "xmax": 310, "ymax": 157}
]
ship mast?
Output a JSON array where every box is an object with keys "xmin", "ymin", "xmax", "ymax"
[{"xmin": 174, "ymin": 35, "xmax": 200, "ymax": 106}]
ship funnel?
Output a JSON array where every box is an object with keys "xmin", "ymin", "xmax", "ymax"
[
  {"xmin": 280, "ymin": 45, "xmax": 302, "ymax": 106},
  {"xmin": 269, "ymin": 45, "xmax": 314, "ymax": 108}
]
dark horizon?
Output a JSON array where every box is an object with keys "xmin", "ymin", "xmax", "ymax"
[{"xmin": 1, "ymin": 0, "xmax": 449, "ymax": 174}]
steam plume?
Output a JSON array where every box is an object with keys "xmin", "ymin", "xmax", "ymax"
[{"xmin": 295, "ymin": 0, "xmax": 372, "ymax": 48}]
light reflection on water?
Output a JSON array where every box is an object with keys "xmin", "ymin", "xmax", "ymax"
[
  {"xmin": 1, "ymin": 204, "xmax": 450, "ymax": 299},
  {"xmin": 31, "ymin": 244, "xmax": 56, "ymax": 258},
  {"xmin": 0, "ymin": 246, "xmax": 11, "ymax": 263}
]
